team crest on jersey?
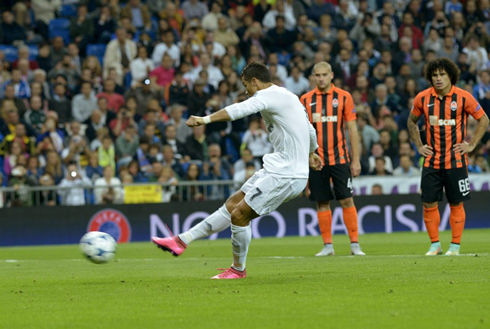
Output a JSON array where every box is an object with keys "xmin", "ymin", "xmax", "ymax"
[
  {"xmin": 88, "ymin": 209, "xmax": 131, "ymax": 243},
  {"xmin": 332, "ymin": 98, "xmax": 339, "ymax": 107},
  {"xmin": 450, "ymin": 101, "xmax": 457, "ymax": 111}
]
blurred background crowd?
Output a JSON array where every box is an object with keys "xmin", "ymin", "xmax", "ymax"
[{"xmin": 0, "ymin": 0, "xmax": 489, "ymax": 206}]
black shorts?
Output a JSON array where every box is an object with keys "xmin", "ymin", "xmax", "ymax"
[
  {"xmin": 309, "ymin": 164, "xmax": 353, "ymax": 202},
  {"xmin": 421, "ymin": 166, "xmax": 471, "ymax": 204}
]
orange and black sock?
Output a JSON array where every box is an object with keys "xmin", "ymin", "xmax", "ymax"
[
  {"xmin": 317, "ymin": 210, "xmax": 332, "ymax": 244},
  {"xmin": 343, "ymin": 206, "xmax": 359, "ymax": 243},
  {"xmin": 423, "ymin": 206, "xmax": 440, "ymax": 243},
  {"xmin": 449, "ymin": 204, "xmax": 466, "ymax": 244}
]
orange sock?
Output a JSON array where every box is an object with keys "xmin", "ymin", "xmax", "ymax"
[
  {"xmin": 449, "ymin": 204, "xmax": 466, "ymax": 244},
  {"xmin": 343, "ymin": 206, "xmax": 359, "ymax": 243},
  {"xmin": 423, "ymin": 206, "xmax": 440, "ymax": 243},
  {"xmin": 317, "ymin": 210, "xmax": 332, "ymax": 244}
]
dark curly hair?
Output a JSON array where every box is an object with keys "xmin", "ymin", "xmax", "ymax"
[
  {"xmin": 424, "ymin": 58, "xmax": 460, "ymax": 86},
  {"xmin": 240, "ymin": 62, "xmax": 272, "ymax": 83}
]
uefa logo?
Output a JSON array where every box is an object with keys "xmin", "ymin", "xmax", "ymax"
[{"xmin": 87, "ymin": 209, "xmax": 132, "ymax": 243}]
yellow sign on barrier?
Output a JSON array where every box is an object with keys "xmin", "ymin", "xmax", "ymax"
[{"xmin": 124, "ymin": 185, "xmax": 162, "ymax": 204}]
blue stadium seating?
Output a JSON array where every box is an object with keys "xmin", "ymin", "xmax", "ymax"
[
  {"xmin": 59, "ymin": 4, "xmax": 78, "ymax": 17},
  {"xmin": 0, "ymin": 45, "xmax": 18, "ymax": 62},
  {"xmin": 48, "ymin": 18, "xmax": 71, "ymax": 44},
  {"xmin": 28, "ymin": 45, "xmax": 39, "ymax": 60},
  {"xmin": 86, "ymin": 44, "xmax": 107, "ymax": 64}
]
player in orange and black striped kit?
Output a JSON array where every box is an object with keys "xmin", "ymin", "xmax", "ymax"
[
  {"xmin": 408, "ymin": 58, "xmax": 489, "ymax": 256},
  {"xmin": 300, "ymin": 62, "xmax": 365, "ymax": 256}
]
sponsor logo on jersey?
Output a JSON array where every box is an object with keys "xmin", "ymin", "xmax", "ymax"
[
  {"xmin": 88, "ymin": 209, "xmax": 131, "ymax": 243},
  {"xmin": 332, "ymin": 98, "xmax": 338, "ymax": 107},
  {"xmin": 450, "ymin": 101, "xmax": 457, "ymax": 111},
  {"xmin": 429, "ymin": 116, "xmax": 456, "ymax": 126},
  {"xmin": 321, "ymin": 116, "xmax": 338, "ymax": 122}
]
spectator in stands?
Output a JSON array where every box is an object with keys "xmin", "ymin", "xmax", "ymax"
[
  {"xmin": 69, "ymin": 4, "xmax": 94, "ymax": 55},
  {"xmin": 285, "ymin": 66, "xmax": 309, "ymax": 96},
  {"xmin": 48, "ymin": 83, "xmax": 71, "ymax": 123},
  {"xmin": 462, "ymin": 34, "xmax": 489, "ymax": 72},
  {"xmin": 98, "ymin": 135, "xmax": 116, "ymax": 171},
  {"xmin": 393, "ymin": 154, "xmax": 420, "ymax": 177},
  {"xmin": 182, "ymin": 0, "xmax": 208, "ymax": 21},
  {"xmin": 94, "ymin": 5, "xmax": 116, "ymax": 44},
  {"xmin": 31, "ymin": 0, "xmax": 61, "ymax": 28},
  {"xmin": 368, "ymin": 143, "xmax": 393, "ymax": 174},
  {"xmin": 57, "ymin": 162, "xmax": 92, "ymax": 206},
  {"xmin": 7, "ymin": 165, "xmax": 36, "ymax": 207},
  {"xmin": 202, "ymin": 1, "xmax": 223, "ymax": 32},
  {"xmin": 94, "ymin": 165, "xmax": 123, "ymax": 205},
  {"xmin": 61, "ymin": 122, "xmax": 91, "ymax": 169},
  {"xmin": 162, "ymin": 124, "xmax": 187, "ymax": 161},
  {"xmin": 116, "ymin": 125, "xmax": 139, "ymax": 166},
  {"xmin": 266, "ymin": 15, "xmax": 296, "ymax": 54},
  {"xmin": 186, "ymin": 125, "xmax": 212, "ymax": 161},
  {"xmin": 371, "ymin": 183, "xmax": 383, "ymax": 195},
  {"xmin": 215, "ymin": 16, "xmax": 240, "ymax": 48},
  {"xmin": 127, "ymin": 159, "xmax": 147, "ymax": 182},
  {"xmin": 152, "ymin": 29, "xmax": 181, "ymax": 68},
  {"xmin": 36, "ymin": 43, "xmax": 53, "ymax": 73},
  {"xmin": 125, "ymin": 79, "xmax": 164, "ymax": 116},
  {"xmin": 130, "ymin": 46, "xmax": 154, "ymax": 88},
  {"xmin": 94, "ymin": 97, "xmax": 116, "ymax": 128},
  {"xmin": 97, "ymin": 79, "xmax": 125, "ymax": 113},
  {"xmin": 241, "ymin": 117, "xmax": 272, "ymax": 164},
  {"xmin": 166, "ymin": 70, "xmax": 190, "ymax": 106},
  {"xmin": 182, "ymin": 162, "xmax": 205, "ymax": 201},
  {"xmin": 3, "ymin": 140, "xmax": 26, "ymax": 177},
  {"xmin": 72, "ymin": 81, "xmax": 97, "ymax": 123},
  {"xmin": 2, "ymin": 69, "xmax": 30, "ymax": 100},
  {"xmin": 187, "ymin": 78, "xmax": 210, "ymax": 117},
  {"xmin": 202, "ymin": 143, "xmax": 231, "ymax": 199},
  {"xmin": 37, "ymin": 173, "xmax": 57, "ymax": 206},
  {"xmin": 161, "ymin": 144, "xmax": 184, "ymax": 178},
  {"xmin": 149, "ymin": 54, "xmax": 175, "ymax": 88},
  {"xmin": 85, "ymin": 152, "xmax": 104, "ymax": 183},
  {"xmin": 370, "ymin": 157, "xmax": 392, "ymax": 176},
  {"xmin": 1, "ymin": 122, "xmax": 35, "ymax": 158},
  {"xmin": 357, "ymin": 113, "xmax": 380, "ymax": 157},
  {"xmin": 43, "ymin": 150, "xmax": 63, "ymax": 184},
  {"xmin": 2, "ymin": 85, "xmax": 28, "ymax": 116},
  {"xmin": 423, "ymin": 28, "xmax": 443, "ymax": 54},
  {"xmin": 50, "ymin": 36, "xmax": 67, "ymax": 66},
  {"xmin": 158, "ymin": 166, "xmax": 178, "ymax": 202},
  {"xmin": 204, "ymin": 93, "xmax": 232, "ymax": 146},
  {"xmin": 233, "ymin": 148, "xmax": 261, "ymax": 181},
  {"xmin": 168, "ymin": 104, "xmax": 192, "ymax": 144},
  {"xmin": 121, "ymin": 0, "xmax": 151, "ymax": 31},
  {"xmin": 1, "ymin": 11, "xmax": 26, "ymax": 45},
  {"xmin": 24, "ymin": 95, "xmax": 46, "ymax": 134},
  {"xmin": 103, "ymin": 27, "xmax": 137, "ymax": 85},
  {"xmin": 307, "ymin": 0, "xmax": 335, "ymax": 24}
]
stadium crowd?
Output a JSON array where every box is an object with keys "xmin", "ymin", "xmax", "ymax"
[{"xmin": 0, "ymin": 0, "xmax": 489, "ymax": 206}]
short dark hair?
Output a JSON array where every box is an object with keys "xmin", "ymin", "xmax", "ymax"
[
  {"xmin": 240, "ymin": 62, "xmax": 272, "ymax": 83},
  {"xmin": 424, "ymin": 58, "xmax": 460, "ymax": 86}
]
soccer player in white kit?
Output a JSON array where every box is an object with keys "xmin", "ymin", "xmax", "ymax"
[{"xmin": 152, "ymin": 63, "xmax": 322, "ymax": 279}]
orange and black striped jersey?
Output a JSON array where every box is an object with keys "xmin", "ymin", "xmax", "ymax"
[
  {"xmin": 411, "ymin": 85, "xmax": 485, "ymax": 169},
  {"xmin": 300, "ymin": 84, "xmax": 356, "ymax": 166}
]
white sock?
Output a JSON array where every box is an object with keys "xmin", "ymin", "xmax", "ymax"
[
  {"xmin": 178, "ymin": 205, "xmax": 231, "ymax": 245},
  {"xmin": 231, "ymin": 224, "xmax": 252, "ymax": 271}
]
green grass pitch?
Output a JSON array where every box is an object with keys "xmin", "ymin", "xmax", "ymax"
[{"xmin": 1, "ymin": 229, "xmax": 489, "ymax": 329}]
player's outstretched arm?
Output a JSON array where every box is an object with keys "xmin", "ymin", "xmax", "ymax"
[
  {"xmin": 407, "ymin": 112, "xmax": 433, "ymax": 157},
  {"xmin": 186, "ymin": 109, "xmax": 232, "ymax": 127}
]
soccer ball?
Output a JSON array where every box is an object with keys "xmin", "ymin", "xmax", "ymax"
[{"xmin": 80, "ymin": 231, "xmax": 117, "ymax": 264}]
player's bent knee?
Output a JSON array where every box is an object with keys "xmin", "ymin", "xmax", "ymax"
[
  {"xmin": 225, "ymin": 191, "xmax": 245, "ymax": 214},
  {"xmin": 339, "ymin": 198, "xmax": 354, "ymax": 208},
  {"xmin": 231, "ymin": 208, "xmax": 249, "ymax": 226},
  {"xmin": 423, "ymin": 202, "xmax": 438, "ymax": 209}
]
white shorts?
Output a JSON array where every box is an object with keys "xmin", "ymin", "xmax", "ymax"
[{"xmin": 241, "ymin": 169, "xmax": 307, "ymax": 216}]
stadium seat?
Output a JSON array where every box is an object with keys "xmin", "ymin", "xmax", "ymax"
[
  {"xmin": 49, "ymin": 19, "xmax": 71, "ymax": 44},
  {"xmin": 86, "ymin": 44, "xmax": 107, "ymax": 64},
  {"xmin": 59, "ymin": 4, "xmax": 77, "ymax": 17},
  {"xmin": 28, "ymin": 45, "xmax": 39, "ymax": 60},
  {"xmin": 0, "ymin": 45, "xmax": 18, "ymax": 62}
]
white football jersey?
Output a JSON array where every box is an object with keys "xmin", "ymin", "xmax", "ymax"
[{"xmin": 225, "ymin": 85, "xmax": 318, "ymax": 178}]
